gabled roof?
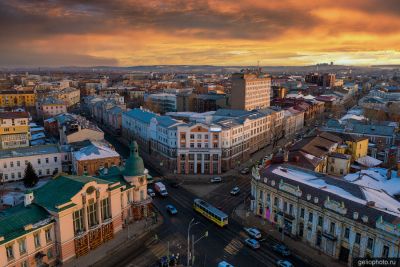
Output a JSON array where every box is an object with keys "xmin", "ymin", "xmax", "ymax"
[
  {"xmin": 34, "ymin": 175, "xmax": 113, "ymax": 212},
  {"xmin": 73, "ymin": 142, "xmax": 120, "ymax": 161},
  {"xmin": 0, "ymin": 204, "xmax": 51, "ymax": 245}
]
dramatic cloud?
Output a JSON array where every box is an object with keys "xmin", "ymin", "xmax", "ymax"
[{"xmin": 0, "ymin": 0, "xmax": 399, "ymax": 66}]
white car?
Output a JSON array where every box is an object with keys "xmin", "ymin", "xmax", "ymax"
[
  {"xmin": 147, "ymin": 188, "xmax": 156, "ymax": 197},
  {"xmin": 244, "ymin": 227, "xmax": 262, "ymax": 239},
  {"xmin": 230, "ymin": 186, "xmax": 240, "ymax": 196},
  {"xmin": 276, "ymin": 260, "xmax": 293, "ymax": 267},
  {"xmin": 210, "ymin": 176, "xmax": 222, "ymax": 183}
]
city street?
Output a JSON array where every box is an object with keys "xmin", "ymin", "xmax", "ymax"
[{"xmin": 104, "ymin": 133, "xmax": 310, "ymax": 267}]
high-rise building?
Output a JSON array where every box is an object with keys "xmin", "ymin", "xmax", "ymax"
[{"xmin": 231, "ymin": 72, "xmax": 271, "ymax": 111}]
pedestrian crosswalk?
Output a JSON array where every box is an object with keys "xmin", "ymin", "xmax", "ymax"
[{"xmin": 223, "ymin": 238, "xmax": 243, "ymax": 255}]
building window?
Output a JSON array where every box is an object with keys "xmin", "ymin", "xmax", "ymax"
[
  {"xmin": 10, "ymin": 161, "xmax": 13, "ymax": 167},
  {"xmin": 190, "ymin": 143, "xmax": 194, "ymax": 148},
  {"xmin": 274, "ymin": 197, "xmax": 278, "ymax": 207},
  {"xmin": 318, "ymin": 216, "xmax": 323, "ymax": 227},
  {"xmin": 47, "ymin": 248, "xmax": 53, "ymax": 259},
  {"xmin": 38, "ymin": 170, "xmax": 42, "ymax": 176},
  {"xmin": 45, "ymin": 228, "xmax": 52, "ymax": 243},
  {"xmin": 5, "ymin": 244, "xmax": 14, "ymax": 260},
  {"xmin": 190, "ymin": 134, "xmax": 194, "ymax": 139},
  {"xmin": 34, "ymin": 232, "xmax": 41, "ymax": 248},
  {"xmin": 308, "ymin": 212, "xmax": 313, "ymax": 223},
  {"xmin": 382, "ymin": 245, "xmax": 389, "ymax": 258},
  {"xmin": 283, "ymin": 201, "xmax": 287, "ymax": 212},
  {"xmin": 17, "ymin": 161, "xmax": 20, "ymax": 167},
  {"xmin": 213, "ymin": 143, "xmax": 218, "ymax": 148},
  {"xmin": 355, "ymin": 233, "xmax": 361, "ymax": 245},
  {"xmin": 46, "ymin": 169, "xmax": 50, "ymax": 175},
  {"xmin": 21, "ymin": 260, "xmax": 28, "ymax": 267},
  {"xmin": 367, "ymin": 238, "xmax": 374, "ymax": 250},
  {"xmin": 205, "ymin": 134, "xmax": 208, "ymax": 139},
  {"xmin": 101, "ymin": 198, "xmax": 111, "ymax": 220},
  {"xmin": 197, "ymin": 143, "xmax": 201, "ymax": 148},
  {"xmin": 18, "ymin": 172, "xmax": 21, "ymax": 178},
  {"xmin": 45, "ymin": 158, "xmax": 49, "ymax": 163},
  {"xmin": 87, "ymin": 200, "xmax": 98, "ymax": 227},
  {"xmin": 18, "ymin": 238, "xmax": 26, "ymax": 254},
  {"xmin": 330, "ymin": 222, "xmax": 335, "ymax": 234},
  {"xmin": 316, "ymin": 230, "xmax": 322, "ymax": 247},
  {"xmin": 197, "ymin": 134, "xmax": 201, "ymax": 139},
  {"xmin": 212, "ymin": 154, "xmax": 219, "ymax": 160},
  {"xmin": 300, "ymin": 208, "xmax": 305, "ymax": 218},
  {"xmin": 73, "ymin": 208, "xmax": 85, "ymax": 234},
  {"xmin": 54, "ymin": 156, "xmax": 58, "ymax": 162},
  {"xmin": 344, "ymin": 228, "xmax": 350, "ymax": 239},
  {"xmin": 189, "ymin": 154, "xmax": 194, "ymax": 160},
  {"xmin": 38, "ymin": 159, "xmax": 41, "ymax": 164}
]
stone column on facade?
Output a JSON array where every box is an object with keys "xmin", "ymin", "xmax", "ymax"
[
  {"xmin": 200, "ymin": 154, "xmax": 204, "ymax": 174},
  {"xmin": 96, "ymin": 189, "xmax": 102, "ymax": 225},
  {"xmin": 82, "ymin": 193, "xmax": 89, "ymax": 232},
  {"xmin": 194, "ymin": 153, "xmax": 198, "ymax": 174}
]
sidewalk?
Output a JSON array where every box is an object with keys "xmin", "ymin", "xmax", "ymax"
[
  {"xmin": 233, "ymin": 203, "xmax": 345, "ymax": 267},
  {"xmin": 64, "ymin": 217, "xmax": 163, "ymax": 267}
]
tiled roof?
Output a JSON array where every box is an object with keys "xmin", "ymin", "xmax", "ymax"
[
  {"xmin": 34, "ymin": 175, "xmax": 113, "ymax": 212},
  {"xmin": 0, "ymin": 204, "xmax": 51, "ymax": 244}
]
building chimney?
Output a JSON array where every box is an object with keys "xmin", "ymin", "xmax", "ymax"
[
  {"xmin": 387, "ymin": 169, "xmax": 392, "ymax": 180},
  {"xmin": 24, "ymin": 191, "xmax": 34, "ymax": 206},
  {"xmin": 283, "ymin": 150, "xmax": 289, "ymax": 162},
  {"xmin": 397, "ymin": 161, "xmax": 400, "ymax": 178}
]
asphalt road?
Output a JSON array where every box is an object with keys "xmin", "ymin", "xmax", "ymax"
[{"xmin": 104, "ymin": 133, "xmax": 310, "ymax": 267}]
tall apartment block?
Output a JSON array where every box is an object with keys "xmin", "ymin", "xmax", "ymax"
[{"xmin": 231, "ymin": 72, "xmax": 271, "ymax": 111}]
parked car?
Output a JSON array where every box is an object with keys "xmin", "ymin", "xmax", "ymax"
[
  {"xmin": 244, "ymin": 227, "xmax": 262, "ymax": 239},
  {"xmin": 210, "ymin": 176, "xmax": 222, "ymax": 183},
  {"xmin": 244, "ymin": 238, "xmax": 260, "ymax": 249},
  {"xmin": 240, "ymin": 167, "xmax": 249, "ymax": 174},
  {"xmin": 147, "ymin": 188, "xmax": 156, "ymax": 197},
  {"xmin": 276, "ymin": 260, "xmax": 293, "ymax": 267},
  {"xmin": 166, "ymin": 204, "xmax": 178, "ymax": 215},
  {"xmin": 273, "ymin": 244, "xmax": 291, "ymax": 256},
  {"xmin": 230, "ymin": 186, "xmax": 240, "ymax": 196}
]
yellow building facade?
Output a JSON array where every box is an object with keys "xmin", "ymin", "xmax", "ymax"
[
  {"xmin": 0, "ymin": 112, "xmax": 30, "ymax": 149},
  {"xmin": 0, "ymin": 90, "xmax": 36, "ymax": 108}
]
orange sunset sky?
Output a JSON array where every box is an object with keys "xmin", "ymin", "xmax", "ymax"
[{"xmin": 1, "ymin": 0, "xmax": 400, "ymax": 67}]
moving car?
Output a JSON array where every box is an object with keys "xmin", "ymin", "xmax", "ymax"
[
  {"xmin": 230, "ymin": 186, "xmax": 240, "ymax": 196},
  {"xmin": 244, "ymin": 227, "xmax": 262, "ymax": 239},
  {"xmin": 210, "ymin": 176, "xmax": 222, "ymax": 183},
  {"xmin": 244, "ymin": 238, "xmax": 260, "ymax": 249},
  {"xmin": 218, "ymin": 261, "xmax": 234, "ymax": 267},
  {"xmin": 155, "ymin": 182, "xmax": 168, "ymax": 197},
  {"xmin": 273, "ymin": 244, "xmax": 291, "ymax": 256},
  {"xmin": 147, "ymin": 188, "xmax": 156, "ymax": 197},
  {"xmin": 240, "ymin": 167, "xmax": 249, "ymax": 174},
  {"xmin": 166, "ymin": 204, "xmax": 178, "ymax": 215},
  {"xmin": 276, "ymin": 260, "xmax": 293, "ymax": 267}
]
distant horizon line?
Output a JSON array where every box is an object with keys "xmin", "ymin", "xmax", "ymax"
[{"xmin": 1, "ymin": 63, "xmax": 399, "ymax": 69}]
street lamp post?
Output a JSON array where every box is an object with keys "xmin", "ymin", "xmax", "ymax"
[
  {"xmin": 187, "ymin": 218, "xmax": 199, "ymax": 267},
  {"xmin": 192, "ymin": 231, "xmax": 208, "ymax": 266}
]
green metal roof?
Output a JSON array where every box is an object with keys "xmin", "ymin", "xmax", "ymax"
[
  {"xmin": 123, "ymin": 141, "xmax": 145, "ymax": 177},
  {"xmin": 34, "ymin": 175, "xmax": 113, "ymax": 212},
  {"xmin": 96, "ymin": 166, "xmax": 134, "ymax": 190},
  {"xmin": 0, "ymin": 204, "xmax": 51, "ymax": 245}
]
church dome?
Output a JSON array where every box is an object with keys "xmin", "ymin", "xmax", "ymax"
[{"xmin": 123, "ymin": 141, "xmax": 145, "ymax": 177}]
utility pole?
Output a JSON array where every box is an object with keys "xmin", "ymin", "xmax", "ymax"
[
  {"xmin": 192, "ymin": 231, "xmax": 208, "ymax": 267},
  {"xmin": 187, "ymin": 218, "xmax": 199, "ymax": 267}
]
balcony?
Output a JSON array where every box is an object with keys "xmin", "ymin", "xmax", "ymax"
[
  {"xmin": 322, "ymin": 230, "xmax": 337, "ymax": 241},
  {"xmin": 130, "ymin": 197, "xmax": 152, "ymax": 206}
]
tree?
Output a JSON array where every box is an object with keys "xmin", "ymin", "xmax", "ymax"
[{"xmin": 23, "ymin": 162, "xmax": 39, "ymax": 188}]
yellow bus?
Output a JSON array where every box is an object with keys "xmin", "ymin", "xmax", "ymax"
[{"xmin": 193, "ymin": 198, "xmax": 228, "ymax": 227}]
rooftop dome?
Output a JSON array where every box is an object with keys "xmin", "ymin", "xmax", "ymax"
[{"xmin": 123, "ymin": 141, "xmax": 145, "ymax": 177}]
